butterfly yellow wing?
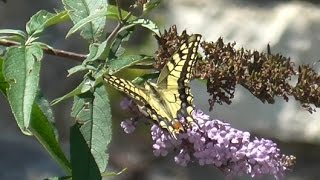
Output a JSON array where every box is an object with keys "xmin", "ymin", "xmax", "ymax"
[
  {"xmin": 156, "ymin": 34, "xmax": 201, "ymax": 125},
  {"xmin": 104, "ymin": 74, "xmax": 180, "ymax": 138},
  {"xmin": 104, "ymin": 34, "xmax": 201, "ymax": 138}
]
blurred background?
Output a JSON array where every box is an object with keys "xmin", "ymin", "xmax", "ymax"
[{"xmin": 1, "ymin": 0, "xmax": 320, "ymax": 179}]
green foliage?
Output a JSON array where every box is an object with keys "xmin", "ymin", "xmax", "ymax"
[
  {"xmin": 71, "ymin": 85, "xmax": 112, "ymax": 172},
  {"xmin": 70, "ymin": 124, "xmax": 102, "ymax": 180},
  {"xmin": 26, "ymin": 10, "xmax": 69, "ymax": 37},
  {"xmin": 3, "ymin": 45, "xmax": 43, "ymax": 135},
  {"xmin": 0, "ymin": 0, "xmax": 162, "ymax": 179},
  {"xmin": 31, "ymin": 94, "xmax": 72, "ymax": 174},
  {"xmin": 107, "ymin": 54, "xmax": 153, "ymax": 74},
  {"xmin": 66, "ymin": 5, "xmax": 134, "ymax": 38},
  {"xmin": 0, "ymin": 29, "xmax": 27, "ymax": 42},
  {"xmin": 63, "ymin": 0, "xmax": 108, "ymax": 41},
  {"xmin": 1, "ymin": 0, "xmax": 313, "ymax": 178},
  {"xmin": 0, "ymin": 57, "xmax": 8, "ymax": 91}
]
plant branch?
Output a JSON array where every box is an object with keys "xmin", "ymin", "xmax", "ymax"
[
  {"xmin": 116, "ymin": 0, "xmax": 123, "ymax": 22},
  {"xmin": 0, "ymin": 39, "xmax": 87, "ymax": 62}
]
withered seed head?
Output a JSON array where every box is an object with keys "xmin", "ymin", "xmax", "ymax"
[{"xmin": 155, "ymin": 26, "xmax": 320, "ymax": 112}]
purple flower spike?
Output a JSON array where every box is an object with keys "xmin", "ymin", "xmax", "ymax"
[{"xmin": 148, "ymin": 109, "xmax": 296, "ymax": 179}]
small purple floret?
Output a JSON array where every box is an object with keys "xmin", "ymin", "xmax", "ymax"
[
  {"xmin": 120, "ymin": 118, "xmax": 136, "ymax": 134},
  {"xmin": 120, "ymin": 97, "xmax": 133, "ymax": 110}
]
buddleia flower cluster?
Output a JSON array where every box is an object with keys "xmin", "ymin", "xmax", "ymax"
[{"xmin": 120, "ymin": 98, "xmax": 296, "ymax": 179}]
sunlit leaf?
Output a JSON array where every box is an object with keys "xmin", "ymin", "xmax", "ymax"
[
  {"xmin": 71, "ymin": 84, "xmax": 112, "ymax": 172},
  {"xmin": 107, "ymin": 55, "xmax": 153, "ymax": 74},
  {"xmin": 119, "ymin": 18, "xmax": 160, "ymax": 37},
  {"xmin": 101, "ymin": 168, "xmax": 127, "ymax": 177},
  {"xmin": 66, "ymin": 5, "xmax": 134, "ymax": 38},
  {"xmin": 0, "ymin": 29, "xmax": 27, "ymax": 40},
  {"xmin": 26, "ymin": 10, "xmax": 69, "ymax": 37},
  {"xmin": 63, "ymin": 0, "xmax": 108, "ymax": 41}
]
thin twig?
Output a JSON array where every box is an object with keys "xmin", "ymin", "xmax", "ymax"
[
  {"xmin": 104, "ymin": 11, "xmax": 132, "ymax": 49},
  {"xmin": 116, "ymin": 0, "xmax": 123, "ymax": 23},
  {"xmin": 0, "ymin": 39, "xmax": 87, "ymax": 62}
]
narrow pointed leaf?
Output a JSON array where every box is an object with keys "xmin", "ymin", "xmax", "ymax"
[
  {"xmin": 131, "ymin": 72, "xmax": 159, "ymax": 85},
  {"xmin": 62, "ymin": 0, "xmax": 108, "ymax": 41},
  {"xmin": 3, "ymin": 45, "xmax": 43, "ymax": 135},
  {"xmin": 119, "ymin": 18, "xmax": 160, "ymax": 37},
  {"xmin": 70, "ymin": 124, "xmax": 101, "ymax": 180},
  {"xmin": 51, "ymin": 81, "xmax": 85, "ymax": 106},
  {"xmin": 0, "ymin": 29, "xmax": 27, "ymax": 40},
  {"xmin": 107, "ymin": 55, "xmax": 153, "ymax": 74},
  {"xmin": 101, "ymin": 168, "xmax": 127, "ymax": 177},
  {"xmin": 44, "ymin": 11, "xmax": 70, "ymax": 28},
  {"xmin": 66, "ymin": 5, "xmax": 133, "ymax": 38},
  {"xmin": 30, "ymin": 94, "xmax": 71, "ymax": 174},
  {"xmin": 26, "ymin": 10, "xmax": 69, "ymax": 36}
]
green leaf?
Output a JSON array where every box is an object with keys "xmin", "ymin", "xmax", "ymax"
[
  {"xmin": 108, "ymin": 28, "xmax": 134, "ymax": 59},
  {"xmin": 101, "ymin": 168, "xmax": 127, "ymax": 177},
  {"xmin": 143, "ymin": 0, "xmax": 162, "ymax": 15},
  {"xmin": 63, "ymin": 0, "xmax": 108, "ymax": 41},
  {"xmin": 26, "ymin": 10, "xmax": 69, "ymax": 37},
  {"xmin": 107, "ymin": 19, "xmax": 159, "ymax": 59},
  {"xmin": 107, "ymin": 55, "xmax": 153, "ymax": 74},
  {"xmin": 80, "ymin": 77, "xmax": 95, "ymax": 93},
  {"xmin": 83, "ymin": 42, "xmax": 106, "ymax": 62},
  {"xmin": 1, "ymin": 62, "xmax": 71, "ymax": 174},
  {"xmin": 43, "ymin": 11, "xmax": 70, "ymax": 28},
  {"xmin": 71, "ymin": 84, "xmax": 112, "ymax": 173},
  {"xmin": 70, "ymin": 124, "xmax": 102, "ymax": 180},
  {"xmin": 51, "ymin": 81, "xmax": 85, "ymax": 105},
  {"xmin": 0, "ymin": 29, "xmax": 27, "ymax": 40},
  {"xmin": 67, "ymin": 64, "xmax": 88, "ymax": 76},
  {"xmin": 0, "ymin": 57, "xmax": 8, "ymax": 93},
  {"xmin": 3, "ymin": 45, "xmax": 43, "ymax": 135},
  {"xmin": 30, "ymin": 93, "xmax": 71, "ymax": 174},
  {"xmin": 119, "ymin": 18, "xmax": 160, "ymax": 37},
  {"xmin": 132, "ymin": 72, "xmax": 159, "ymax": 85},
  {"xmin": 66, "ymin": 5, "xmax": 134, "ymax": 38}
]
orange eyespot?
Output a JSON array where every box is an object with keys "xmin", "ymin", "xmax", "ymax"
[{"xmin": 172, "ymin": 121, "xmax": 184, "ymax": 132}]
